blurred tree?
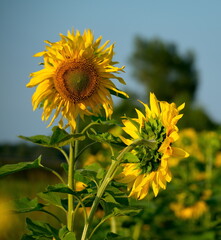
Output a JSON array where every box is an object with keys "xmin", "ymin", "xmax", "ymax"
[
  {"xmin": 130, "ymin": 37, "xmax": 198, "ymax": 106},
  {"xmin": 129, "ymin": 36, "xmax": 218, "ymax": 130}
]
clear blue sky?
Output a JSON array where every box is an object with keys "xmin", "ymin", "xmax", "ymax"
[{"xmin": 1, "ymin": 0, "xmax": 221, "ymax": 143}]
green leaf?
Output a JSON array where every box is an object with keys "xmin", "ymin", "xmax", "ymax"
[
  {"xmin": 106, "ymin": 185, "xmax": 129, "ymax": 206},
  {"xmin": 14, "ymin": 197, "xmax": 45, "ymax": 213},
  {"xmin": 62, "ymin": 232, "xmax": 77, "ymax": 240},
  {"xmin": 18, "ymin": 135, "xmax": 51, "ymax": 146},
  {"xmin": 50, "ymin": 126, "xmax": 85, "ymax": 147},
  {"xmin": 19, "ymin": 126, "xmax": 85, "ymax": 148},
  {"xmin": 112, "ymin": 206, "xmax": 141, "ymax": 216},
  {"xmin": 0, "ymin": 156, "xmax": 42, "ymax": 177},
  {"xmin": 26, "ymin": 218, "xmax": 59, "ymax": 239},
  {"xmin": 78, "ymin": 169, "xmax": 98, "ymax": 184},
  {"xmin": 38, "ymin": 192, "xmax": 63, "ymax": 209},
  {"xmin": 74, "ymin": 166, "xmax": 105, "ymax": 190},
  {"xmin": 59, "ymin": 226, "xmax": 76, "ymax": 240},
  {"xmin": 101, "ymin": 188, "xmax": 141, "ymax": 216},
  {"xmin": 105, "ymin": 232, "xmax": 133, "ymax": 240},
  {"xmin": 46, "ymin": 183, "xmax": 84, "ymax": 197}
]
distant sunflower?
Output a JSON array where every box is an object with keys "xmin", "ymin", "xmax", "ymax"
[
  {"xmin": 27, "ymin": 29, "xmax": 128, "ymax": 129},
  {"xmin": 170, "ymin": 201, "xmax": 208, "ymax": 219},
  {"xmin": 116, "ymin": 93, "xmax": 189, "ymax": 199}
]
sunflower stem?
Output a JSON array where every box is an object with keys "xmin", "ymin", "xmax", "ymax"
[
  {"xmin": 67, "ymin": 141, "xmax": 74, "ymax": 231},
  {"xmin": 81, "ymin": 138, "xmax": 143, "ymax": 240},
  {"xmin": 67, "ymin": 120, "xmax": 79, "ymax": 232}
]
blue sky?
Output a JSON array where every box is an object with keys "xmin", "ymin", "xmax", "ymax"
[{"xmin": 1, "ymin": 0, "xmax": 221, "ymax": 143}]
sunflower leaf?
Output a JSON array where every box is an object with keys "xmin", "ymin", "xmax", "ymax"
[
  {"xmin": 50, "ymin": 126, "xmax": 85, "ymax": 147},
  {"xmin": 0, "ymin": 156, "xmax": 42, "ymax": 177},
  {"xmin": 38, "ymin": 192, "xmax": 63, "ymax": 209},
  {"xmin": 45, "ymin": 183, "xmax": 87, "ymax": 198},
  {"xmin": 18, "ymin": 135, "xmax": 51, "ymax": 146},
  {"xmin": 25, "ymin": 218, "xmax": 59, "ymax": 239},
  {"xmin": 19, "ymin": 127, "xmax": 85, "ymax": 148},
  {"xmin": 13, "ymin": 197, "xmax": 45, "ymax": 213},
  {"xmin": 59, "ymin": 226, "xmax": 76, "ymax": 240}
]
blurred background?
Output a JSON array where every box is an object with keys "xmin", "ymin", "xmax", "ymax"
[{"xmin": 1, "ymin": 1, "xmax": 221, "ymax": 239}]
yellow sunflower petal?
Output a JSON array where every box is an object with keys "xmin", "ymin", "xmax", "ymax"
[
  {"xmin": 172, "ymin": 147, "xmax": 189, "ymax": 158},
  {"xmin": 150, "ymin": 92, "xmax": 160, "ymax": 118}
]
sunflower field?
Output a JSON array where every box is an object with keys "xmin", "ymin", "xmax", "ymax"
[{"xmin": 0, "ymin": 29, "xmax": 221, "ymax": 240}]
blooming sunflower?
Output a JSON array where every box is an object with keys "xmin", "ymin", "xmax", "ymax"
[
  {"xmin": 116, "ymin": 93, "xmax": 189, "ymax": 199},
  {"xmin": 27, "ymin": 29, "xmax": 128, "ymax": 129}
]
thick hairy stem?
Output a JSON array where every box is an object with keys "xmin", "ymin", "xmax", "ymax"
[
  {"xmin": 81, "ymin": 139, "xmax": 144, "ymax": 240},
  {"xmin": 67, "ymin": 121, "xmax": 79, "ymax": 231},
  {"xmin": 67, "ymin": 142, "xmax": 74, "ymax": 231}
]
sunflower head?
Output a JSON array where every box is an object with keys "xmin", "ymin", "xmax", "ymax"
[
  {"xmin": 116, "ymin": 93, "xmax": 189, "ymax": 199},
  {"xmin": 27, "ymin": 29, "xmax": 128, "ymax": 129}
]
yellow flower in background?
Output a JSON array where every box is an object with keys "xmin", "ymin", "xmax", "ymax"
[
  {"xmin": 27, "ymin": 29, "xmax": 128, "ymax": 129},
  {"xmin": 215, "ymin": 152, "xmax": 221, "ymax": 167},
  {"xmin": 116, "ymin": 93, "xmax": 189, "ymax": 199},
  {"xmin": 174, "ymin": 128, "xmax": 204, "ymax": 163},
  {"xmin": 75, "ymin": 181, "xmax": 87, "ymax": 191},
  {"xmin": 0, "ymin": 198, "xmax": 18, "ymax": 238},
  {"xmin": 170, "ymin": 201, "xmax": 208, "ymax": 219}
]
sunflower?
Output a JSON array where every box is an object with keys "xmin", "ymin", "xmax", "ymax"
[
  {"xmin": 27, "ymin": 29, "xmax": 128, "ymax": 129},
  {"xmin": 116, "ymin": 93, "xmax": 189, "ymax": 199},
  {"xmin": 170, "ymin": 201, "xmax": 208, "ymax": 219}
]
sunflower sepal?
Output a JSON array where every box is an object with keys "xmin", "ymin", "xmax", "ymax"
[
  {"xmin": 122, "ymin": 152, "xmax": 140, "ymax": 164},
  {"xmin": 87, "ymin": 129, "xmax": 124, "ymax": 146}
]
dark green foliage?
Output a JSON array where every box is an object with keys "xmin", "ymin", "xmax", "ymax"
[
  {"xmin": 130, "ymin": 37, "xmax": 198, "ymax": 105},
  {"xmin": 105, "ymin": 232, "xmax": 133, "ymax": 240},
  {"xmin": 23, "ymin": 218, "xmax": 59, "ymax": 240}
]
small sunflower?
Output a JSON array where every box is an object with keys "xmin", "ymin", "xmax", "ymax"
[
  {"xmin": 116, "ymin": 93, "xmax": 189, "ymax": 199},
  {"xmin": 27, "ymin": 29, "xmax": 128, "ymax": 129}
]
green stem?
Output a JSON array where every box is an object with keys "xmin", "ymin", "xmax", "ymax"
[
  {"xmin": 81, "ymin": 138, "xmax": 144, "ymax": 240},
  {"xmin": 67, "ymin": 142, "xmax": 74, "ymax": 231},
  {"xmin": 67, "ymin": 119, "xmax": 79, "ymax": 232},
  {"xmin": 133, "ymin": 220, "xmax": 142, "ymax": 240},
  {"xmin": 81, "ymin": 121, "xmax": 100, "ymax": 134},
  {"xmin": 110, "ymin": 217, "xmax": 117, "ymax": 234},
  {"xmin": 88, "ymin": 216, "xmax": 113, "ymax": 240}
]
